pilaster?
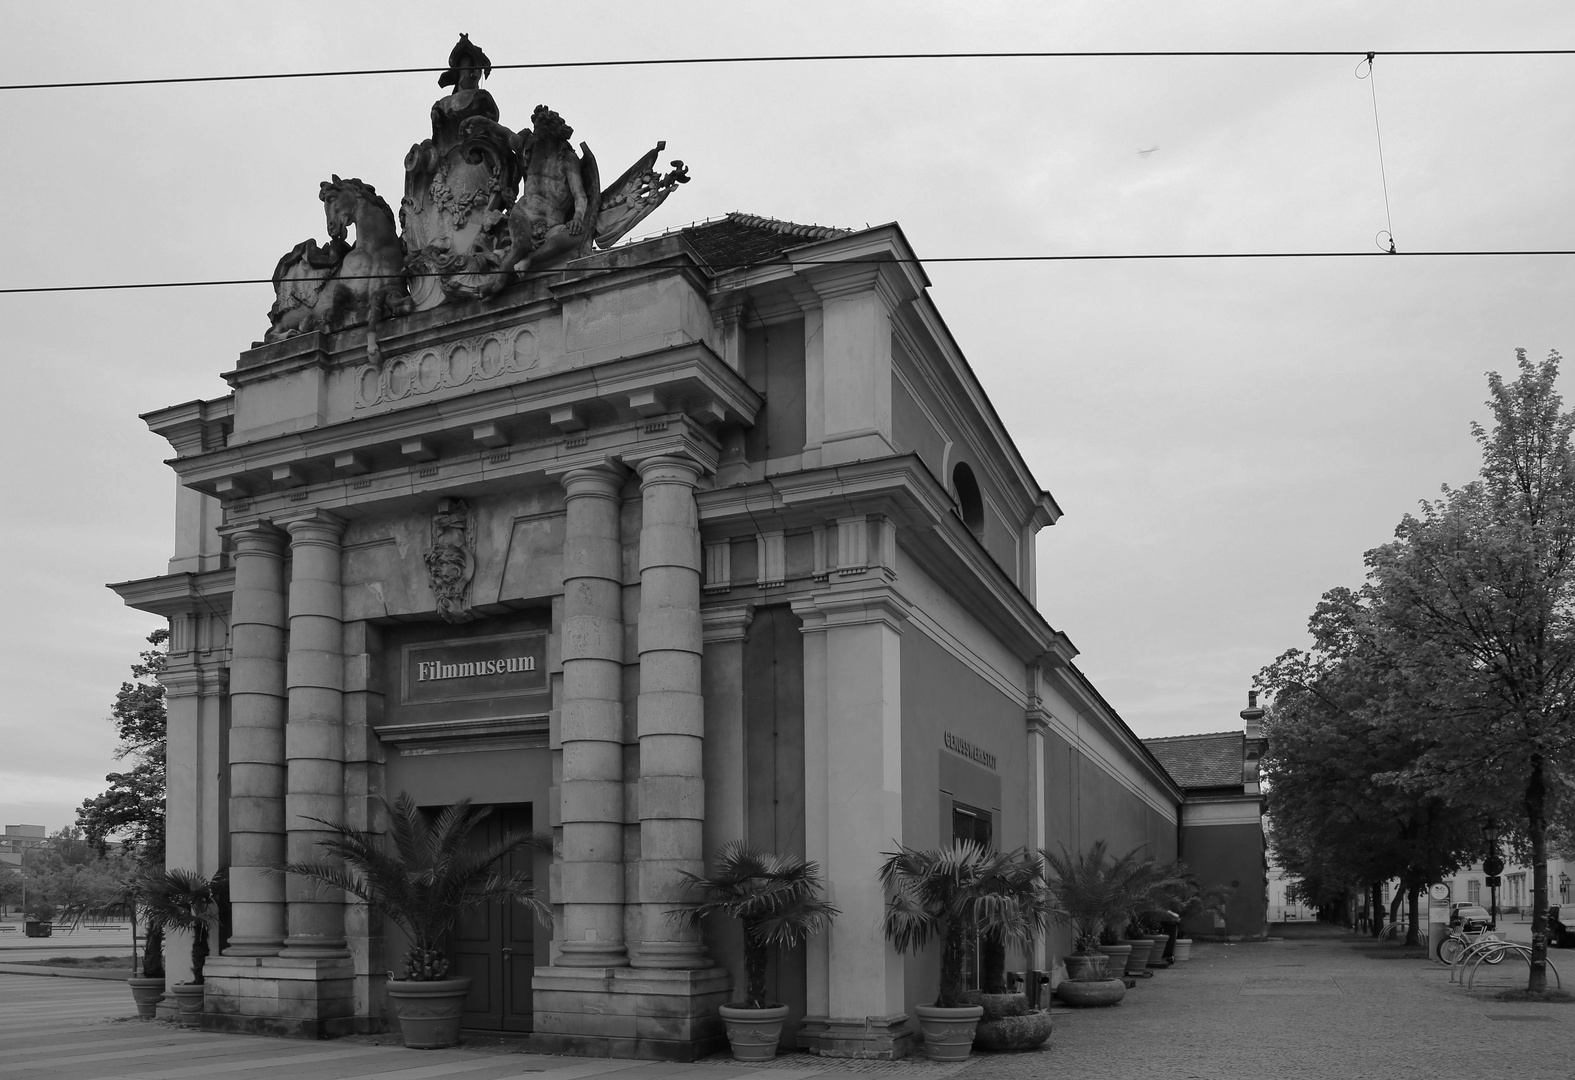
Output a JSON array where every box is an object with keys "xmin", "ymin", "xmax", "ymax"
[{"xmin": 793, "ymin": 581, "xmax": 915, "ymax": 1059}]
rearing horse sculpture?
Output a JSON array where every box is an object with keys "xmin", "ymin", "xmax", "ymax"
[{"xmin": 265, "ymin": 176, "xmax": 409, "ymax": 344}]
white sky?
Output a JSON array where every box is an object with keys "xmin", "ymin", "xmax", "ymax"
[{"xmin": 3, "ymin": 1, "xmax": 1573, "ymax": 831}]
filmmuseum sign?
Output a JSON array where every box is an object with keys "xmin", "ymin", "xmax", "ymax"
[{"xmin": 403, "ymin": 631, "xmax": 547, "ymax": 705}]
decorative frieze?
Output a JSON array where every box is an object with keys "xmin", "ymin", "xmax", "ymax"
[{"xmin": 353, "ymin": 325, "xmax": 540, "ymax": 409}]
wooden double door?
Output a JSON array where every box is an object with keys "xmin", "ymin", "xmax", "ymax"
[{"xmin": 451, "ymin": 804, "xmax": 538, "ymax": 1032}]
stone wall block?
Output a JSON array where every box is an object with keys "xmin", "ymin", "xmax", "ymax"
[
  {"xmin": 284, "ymin": 718, "xmax": 342, "ymax": 760},
  {"xmin": 637, "ymin": 573, "xmax": 701, "ymax": 611},
  {"xmin": 229, "ymin": 792, "xmax": 286, "ymax": 822},
  {"xmin": 637, "ymin": 702, "xmax": 706, "ymax": 743},
  {"xmin": 637, "ymin": 775, "xmax": 704, "ymax": 820},
  {"xmin": 561, "ymin": 610, "xmax": 624, "ymax": 661},
  {"xmin": 559, "ymin": 859, "xmax": 628, "ymax": 899},
  {"xmin": 637, "ymin": 610, "xmax": 704, "ymax": 654},
  {"xmin": 230, "ymin": 729, "xmax": 286, "ymax": 766},
  {"xmin": 561, "ymin": 741, "xmax": 625, "ymax": 781},
  {"xmin": 559, "ymin": 779, "xmax": 627, "ymax": 824},
  {"xmin": 633, "ymin": 651, "xmax": 703, "ymax": 694}
]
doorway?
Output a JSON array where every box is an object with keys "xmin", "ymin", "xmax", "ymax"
[{"xmin": 450, "ymin": 804, "xmax": 537, "ymax": 1032}]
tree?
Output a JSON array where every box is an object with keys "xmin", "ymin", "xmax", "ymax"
[
  {"xmin": 78, "ymin": 629, "xmax": 167, "ymax": 859},
  {"xmin": 1259, "ymin": 589, "xmax": 1482, "ymax": 945},
  {"xmin": 0, "ymin": 865, "xmax": 20, "ymax": 914},
  {"xmin": 1364, "ymin": 349, "xmax": 1575, "ymax": 991}
]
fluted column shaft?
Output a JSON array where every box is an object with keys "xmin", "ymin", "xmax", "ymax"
[
  {"xmin": 282, "ymin": 511, "xmax": 349, "ymax": 957},
  {"xmin": 632, "ymin": 455, "xmax": 710, "ymax": 969},
  {"xmin": 223, "ymin": 523, "xmax": 289, "ymax": 956},
  {"xmin": 556, "ymin": 466, "xmax": 630, "ymax": 967}
]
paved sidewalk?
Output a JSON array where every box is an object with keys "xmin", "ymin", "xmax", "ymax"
[
  {"xmin": 2, "ymin": 928, "xmax": 1571, "ymax": 1079},
  {"xmin": 955, "ymin": 924, "xmax": 1572, "ymax": 1080}
]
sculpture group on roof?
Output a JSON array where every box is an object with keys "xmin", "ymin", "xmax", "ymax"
[{"xmin": 265, "ymin": 34, "xmax": 690, "ymax": 344}]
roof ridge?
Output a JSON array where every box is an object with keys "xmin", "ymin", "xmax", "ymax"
[
  {"xmin": 1143, "ymin": 730, "xmax": 1244, "ymax": 742},
  {"xmin": 722, "ymin": 211, "xmax": 852, "ymax": 242}
]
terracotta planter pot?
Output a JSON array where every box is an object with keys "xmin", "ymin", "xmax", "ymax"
[
  {"xmin": 1062, "ymin": 953, "xmax": 1110, "ymax": 981},
  {"xmin": 127, "ymin": 977, "xmax": 165, "ymax": 1018},
  {"xmin": 718, "ymin": 1003, "xmax": 790, "ymax": 1061},
  {"xmin": 1146, "ymin": 936, "xmax": 1170, "ymax": 967},
  {"xmin": 914, "ymin": 1003, "xmax": 983, "ymax": 1061},
  {"xmin": 1173, "ymin": 938, "xmax": 1193, "ymax": 962},
  {"xmin": 1054, "ymin": 977, "xmax": 1126, "ymax": 1007},
  {"xmin": 169, "ymin": 982, "xmax": 204, "ymax": 1027},
  {"xmin": 974, "ymin": 1009, "xmax": 1052, "ymax": 1051},
  {"xmin": 385, "ymin": 977, "xmax": 473, "ymax": 1049},
  {"xmin": 1096, "ymin": 943, "xmax": 1131, "ymax": 976},
  {"xmin": 1121, "ymin": 938, "xmax": 1153, "ymax": 975}
]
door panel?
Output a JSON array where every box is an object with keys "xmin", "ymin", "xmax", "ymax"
[{"xmin": 452, "ymin": 804, "xmax": 535, "ymax": 1032}]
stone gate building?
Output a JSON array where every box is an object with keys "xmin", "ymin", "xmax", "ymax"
[{"xmin": 112, "ymin": 37, "xmax": 1183, "ymax": 1060}]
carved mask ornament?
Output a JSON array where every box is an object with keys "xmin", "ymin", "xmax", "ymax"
[{"xmin": 423, "ymin": 497, "xmax": 477, "ymax": 623}]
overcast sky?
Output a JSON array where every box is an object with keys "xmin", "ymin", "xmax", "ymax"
[{"xmin": 3, "ymin": 1, "xmax": 1573, "ymax": 832}]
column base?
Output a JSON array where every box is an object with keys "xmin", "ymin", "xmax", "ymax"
[
  {"xmin": 201, "ymin": 955, "xmax": 361, "ymax": 1038},
  {"xmin": 628, "ymin": 940, "xmax": 713, "ymax": 969},
  {"xmin": 799, "ymin": 1013, "xmax": 917, "ymax": 1059},
  {"xmin": 530, "ymin": 964, "xmax": 731, "ymax": 1060}
]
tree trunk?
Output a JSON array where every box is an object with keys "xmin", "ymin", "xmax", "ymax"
[
  {"xmin": 1527, "ymin": 755, "xmax": 1549, "ymax": 993},
  {"xmin": 1371, "ymin": 882, "xmax": 1384, "ymax": 939},
  {"xmin": 1405, "ymin": 882, "xmax": 1420, "ymax": 947}
]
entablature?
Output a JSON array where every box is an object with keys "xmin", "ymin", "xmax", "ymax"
[{"xmin": 167, "ymin": 344, "xmax": 756, "ymax": 513}]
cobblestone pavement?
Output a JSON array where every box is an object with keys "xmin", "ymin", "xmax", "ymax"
[
  {"xmin": 3, "ymin": 927, "xmax": 1570, "ymax": 1080},
  {"xmin": 956, "ymin": 924, "xmax": 1572, "ymax": 1080}
]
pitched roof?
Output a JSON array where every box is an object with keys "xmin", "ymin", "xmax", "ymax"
[
  {"xmin": 1143, "ymin": 731, "xmax": 1245, "ymax": 791},
  {"xmin": 679, "ymin": 212, "xmax": 850, "ymax": 270}
]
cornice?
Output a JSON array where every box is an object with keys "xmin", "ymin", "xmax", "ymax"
[
  {"xmin": 108, "ymin": 568, "xmax": 236, "ymax": 618},
  {"xmin": 696, "ymin": 454, "xmax": 1064, "ymax": 664}
]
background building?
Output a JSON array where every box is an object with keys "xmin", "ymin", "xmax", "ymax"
[{"xmin": 1144, "ymin": 694, "xmax": 1268, "ymax": 939}]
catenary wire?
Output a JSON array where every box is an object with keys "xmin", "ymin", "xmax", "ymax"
[
  {"xmin": 7, "ymin": 48, "xmax": 1575, "ymax": 91},
  {"xmin": 7, "ymin": 251, "xmax": 1575, "ymax": 295}
]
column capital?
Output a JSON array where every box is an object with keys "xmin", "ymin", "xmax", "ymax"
[
  {"xmin": 701, "ymin": 604, "xmax": 754, "ymax": 644},
  {"xmin": 218, "ymin": 520, "xmax": 288, "ymax": 556},
  {"xmin": 554, "ymin": 461, "xmax": 627, "ymax": 501},
  {"xmin": 629, "ymin": 452, "xmax": 708, "ymax": 488},
  {"xmin": 276, "ymin": 509, "xmax": 347, "ymax": 544}
]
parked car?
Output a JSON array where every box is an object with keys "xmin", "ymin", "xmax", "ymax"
[
  {"xmin": 1548, "ymin": 906, "xmax": 1575, "ymax": 948},
  {"xmin": 1449, "ymin": 903, "xmax": 1491, "ymax": 929}
]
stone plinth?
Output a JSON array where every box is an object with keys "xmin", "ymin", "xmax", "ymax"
[
  {"xmin": 530, "ymin": 965, "xmax": 731, "ymax": 1060},
  {"xmin": 201, "ymin": 955, "xmax": 359, "ymax": 1038},
  {"xmin": 799, "ymin": 1014, "xmax": 917, "ymax": 1059}
]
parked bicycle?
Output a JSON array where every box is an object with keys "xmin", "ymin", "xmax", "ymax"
[{"xmin": 1438, "ymin": 922, "xmax": 1505, "ymax": 966}]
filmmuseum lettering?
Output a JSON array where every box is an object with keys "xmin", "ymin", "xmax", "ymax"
[{"xmin": 415, "ymin": 655, "xmax": 537, "ymax": 682}]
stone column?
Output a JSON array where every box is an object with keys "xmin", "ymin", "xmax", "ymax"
[
  {"xmin": 632, "ymin": 455, "xmax": 709, "ymax": 969},
  {"xmin": 555, "ymin": 465, "xmax": 629, "ymax": 967},
  {"xmin": 281, "ymin": 510, "xmax": 349, "ymax": 958},
  {"xmin": 222, "ymin": 522, "xmax": 289, "ymax": 956}
]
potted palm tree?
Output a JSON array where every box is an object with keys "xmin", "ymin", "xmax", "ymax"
[
  {"xmin": 279, "ymin": 794, "xmax": 550, "ymax": 1049},
  {"xmin": 136, "ymin": 868, "xmax": 225, "ymax": 1026},
  {"xmin": 878, "ymin": 842, "xmax": 1045, "ymax": 1061},
  {"xmin": 668, "ymin": 844, "xmax": 838, "ymax": 1061},
  {"xmin": 1041, "ymin": 841, "xmax": 1127, "ymax": 1007}
]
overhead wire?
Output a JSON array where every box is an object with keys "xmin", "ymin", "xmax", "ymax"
[
  {"xmin": 8, "ymin": 251, "xmax": 1575, "ymax": 296},
  {"xmin": 7, "ymin": 47, "xmax": 1575, "ymax": 91}
]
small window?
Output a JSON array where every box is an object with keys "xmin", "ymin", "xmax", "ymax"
[{"xmin": 952, "ymin": 462, "xmax": 984, "ymax": 537}]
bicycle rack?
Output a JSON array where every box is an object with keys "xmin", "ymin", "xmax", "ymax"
[{"xmin": 1458, "ymin": 942, "xmax": 1561, "ymax": 991}]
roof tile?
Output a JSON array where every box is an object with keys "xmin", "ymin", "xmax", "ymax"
[{"xmin": 1143, "ymin": 731, "xmax": 1245, "ymax": 790}]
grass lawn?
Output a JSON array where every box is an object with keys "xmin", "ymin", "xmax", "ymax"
[{"xmin": 8, "ymin": 955, "xmax": 135, "ymax": 970}]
